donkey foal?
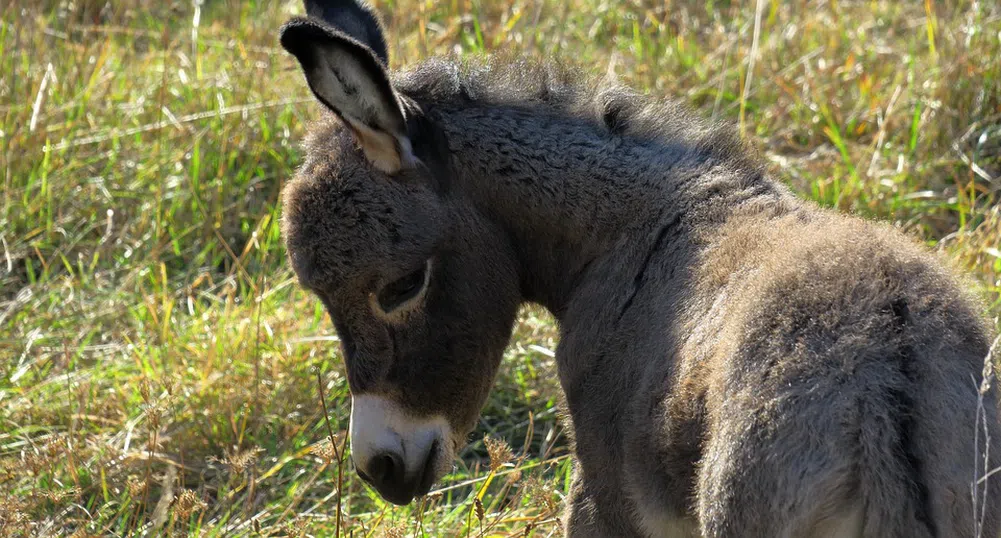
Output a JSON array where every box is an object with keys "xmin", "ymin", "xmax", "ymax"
[{"xmin": 276, "ymin": 1, "xmax": 1001, "ymax": 536}]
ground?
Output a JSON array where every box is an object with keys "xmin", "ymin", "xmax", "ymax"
[{"xmin": 1, "ymin": 0, "xmax": 999, "ymax": 536}]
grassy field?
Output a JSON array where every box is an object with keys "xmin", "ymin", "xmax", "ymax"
[{"xmin": 2, "ymin": 0, "xmax": 1000, "ymax": 536}]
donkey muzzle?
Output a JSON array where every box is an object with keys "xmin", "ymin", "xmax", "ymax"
[{"xmin": 349, "ymin": 394, "xmax": 450, "ymax": 505}]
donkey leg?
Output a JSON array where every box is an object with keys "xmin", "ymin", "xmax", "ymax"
[
  {"xmin": 693, "ymin": 376, "xmax": 976, "ymax": 538},
  {"xmin": 693, "ymin": 391, "xmax": 866, "ymax": 538},
  {"xmin": 563, "ymin": 467, "xmax": 643, "ymax": 538}
]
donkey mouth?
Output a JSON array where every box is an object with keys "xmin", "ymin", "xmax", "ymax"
[
  {"xmin": 358, "ymin": 438, "xmax": 440, "ymax": 506},
  {"xmin": 414, "ymin": 438, "xmax": 440, "ymax": 499}
]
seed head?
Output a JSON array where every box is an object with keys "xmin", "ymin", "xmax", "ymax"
[
  {"xmin": 312, "ymin": 437, "xmax": 338, "ymax": 464},
  {"xmin": 483, "ymin": 435, "xmax": 513, "ymax": 472},
  {"xmin": 223, "ymin": 446, "xmax": 263, "ymax": 475},
  {"xmin": 281, "ymin": 518, "xmax": 308, "ymax": 538},
  {"xmin": 172, "ymin": 489, "xmax": 207, "ymax": 520},
  {"xmin": 474, "ymin": 497, "xmax": 485, "ymax": 523},
  {"xmin": 139, "ymin": 378, "xmax": 153, "ymax": 403},
  {"xmin": 382, "ymin": 523, "xmax": 406, "ymax": 538},
  {"xmin": 126, "ymin": 475, "xmax": 147, "ymax": 497}
]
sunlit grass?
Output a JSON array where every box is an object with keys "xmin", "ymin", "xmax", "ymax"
[{"xmin": 1, "ymin": 0, "xmax": 999, "ymax": 536}]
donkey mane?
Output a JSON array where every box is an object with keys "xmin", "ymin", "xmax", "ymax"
[{"xmin": 303, "ymin": 53, "xmax": 765, "ymax": 180}]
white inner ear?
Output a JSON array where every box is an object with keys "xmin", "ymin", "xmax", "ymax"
[
  {"xmin": 305, "ymin": 45, "xmax": 416, "ymax": 173},
  {"xmin": 315, "ymin": 47, "xmax": 396, "ymax": 127},
  {"xmin": 342, "ymin": 117, "xmax": 417, "ymax": 174}
]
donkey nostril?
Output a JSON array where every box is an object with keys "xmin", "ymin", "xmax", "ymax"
[{"xmin": 368, "ymin": 451, "xmax": 403, "ymax": 487}]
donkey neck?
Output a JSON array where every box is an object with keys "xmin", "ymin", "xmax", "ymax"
[{"xmin": 433, "ymin": 102, "xmax": 770, "ymax": 317}]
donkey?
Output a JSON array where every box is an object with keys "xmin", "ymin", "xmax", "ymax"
[{"xmin": 276, "ymin": 1, "xmax": 1001, "ymax": 536}]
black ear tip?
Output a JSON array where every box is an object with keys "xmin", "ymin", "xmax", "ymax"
[
  {"xmin": 278, "ymin": 18, "xmax": 304, "ymax": 53},
  {"xmin": 278, "ymin": 17, "xmax": 323, "ymax": 57},
  {"xmin": 301, "ymin": 0, "xmax": 390, "ymax": 66}
]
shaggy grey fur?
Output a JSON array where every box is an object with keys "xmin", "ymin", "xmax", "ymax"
[{"xmin": 277, "ymin": 2, "xmax": 1001, "ymax": 535}]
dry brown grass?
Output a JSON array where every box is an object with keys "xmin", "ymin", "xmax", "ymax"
[{"xmin": 1, "ymin": 0, "xmax": 998, "ymax": 535}]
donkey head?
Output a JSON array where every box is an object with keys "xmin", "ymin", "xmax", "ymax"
[{"xmin": 278, "ymin": 0, "xmax": 523, "ymax": 505}]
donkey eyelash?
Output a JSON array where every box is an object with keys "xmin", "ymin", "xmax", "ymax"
[{"xmin": 372, "ymin": 258, "xmax": 432, "ymax": 316}]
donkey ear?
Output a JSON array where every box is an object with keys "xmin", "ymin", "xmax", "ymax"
[
  {"xmin": 302, "ymin": 0, "xmax": 389, "ymax": 66},
  {"xmin": 280, "ymin": 17, "xmax": 415, "ymax": 174}
]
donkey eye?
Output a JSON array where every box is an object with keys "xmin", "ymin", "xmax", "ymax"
[{"xmin": 376, "ymin": 261, "xmax": 430, "ymax": 312}]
